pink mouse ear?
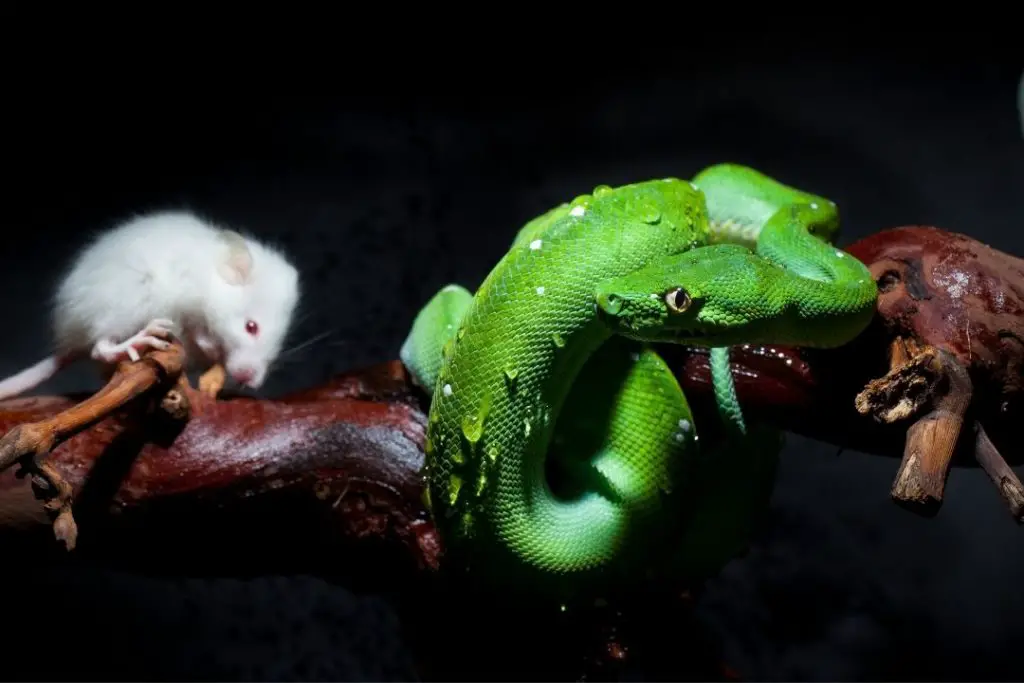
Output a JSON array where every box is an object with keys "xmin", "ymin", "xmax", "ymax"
[{"xmin": 217, "ymin": 229, "xmax": 254, "ymax": 286}]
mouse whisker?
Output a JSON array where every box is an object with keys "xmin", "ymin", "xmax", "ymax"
[
  {"xmin": 280, "ymin": 330, "xmax": 334, "ymax": 359},
  {"xmin": 293, "ymin": 309, "xmax": 318, "ymax": 328}
]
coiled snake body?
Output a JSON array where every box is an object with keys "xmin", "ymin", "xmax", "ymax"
[{"xmin": 401, "ymin": 164, "xmax": 877, "ymax": 600}]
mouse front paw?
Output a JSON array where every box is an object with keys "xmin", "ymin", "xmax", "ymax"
[{"xmin": 92, "ymin": 319, "xmax": 177, "ymax": 364}]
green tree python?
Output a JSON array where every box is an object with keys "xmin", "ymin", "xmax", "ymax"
[{"xmin": 400, "ymin": 164, "xmax": 877, "ymax": 602}]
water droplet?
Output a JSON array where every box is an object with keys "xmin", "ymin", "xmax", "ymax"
[
  {"xmin": 559, "ymin": 603, "xmax": 568, "ymax": 612},
  {"xmin": 461, "ymin": 393, "xmax": 492, "ymax": 446},
  {"xmin": 503, "ymin": 366, "xmax": 519, "ymax": 391},
  {"xmin": 524, "ymin": 419, "xmax": 532, "ymax": 438},
  {"xmin": 810, "ymin": 202, "xmax": 819, "ymax": 210},
  {"xmin": 674, "ymin": 432, "xmax": 685, "ymax": 443},
  {"xmin": 551, "ymin": 332, "xmax": 565, "ymax": 348},
  {"xmin": 593, "ymin": 184, "xmax": 613, "ymax": 197},
  {"xmin": 642, "ymin": 207, "xmax": 662, "ymax": 224},
  {"xmin": 529, "ymin": 239, "xmax": 543, "ymax": 250},
  {"xmin": 542, "ymin": 408, "xmax": 551, "ymax": 426},
  {"xmin": 569, "ymin": 206, "xmax": 586, "ymax": 218},
  {"xmin": 678, "ymin": 419, "xmax": 691, "ymax": 432},
  {"xmin": 448, "ymin": 474, "xmax": 463, "ymax": 506},
  {"xmin": 459, "ymin": 511, "xmax": 474, "ymax": 535},
  {"xmin": 536, "ymin": 286, "xmax": 546, "ymax": 295},
  {"xmin": 475, "ymin": 470, "xmax": 488, "ymax": 496},
  {"xmin": 443, "ymin": 383, "xmax": 453, "ymax": 397},
  {"xmin": 461, "ymin": 413, "xmax": 483, "ymax": 445},
  {"xmin": 485, "ymin": 444, "xmax": 499, "ymax": 463},
  {"xmin": 629, "ymin": 352, "xmax": 640, "ymax": 361}
]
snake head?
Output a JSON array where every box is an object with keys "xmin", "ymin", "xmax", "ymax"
[{"xmin": 594, "ymin": 244, "xmax": 781, "ymax": 346}]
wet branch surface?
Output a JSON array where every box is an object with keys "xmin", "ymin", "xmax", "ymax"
[{"xmin": 0, "ymin": 224, "xmax": 1020, "ymax": 681}]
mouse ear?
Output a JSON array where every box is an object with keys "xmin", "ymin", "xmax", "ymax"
[{"xmin": 217, "ymin": 230, "xmax": 254, "ymax": 286}]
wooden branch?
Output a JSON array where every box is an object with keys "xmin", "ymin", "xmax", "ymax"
[
  {"xmin": 974, "ymin": 421, "xmax": 1024, "ymax": 524},
  {"xmin": 843, "ymin": 226, "xmax": 1022, "ymax": 520},
  {"xmin": 887, "ymin": 348, "xmax": 973, "ymax": 516},
  {"xmin": 0, "ymin": 359, "xmax": 435, "ymax": 566},
  {"xmin": 0, "ymin": 342, "xmax": 189, "ymax": 548}
]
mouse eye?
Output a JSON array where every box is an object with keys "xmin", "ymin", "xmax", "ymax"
[
  {"xmin": 664, "ymin": 287, "xmax": 692, "ymax": 313},
  {"xmin": 245, "ymin": 320, "xmax": 259, "ymax": 336}
]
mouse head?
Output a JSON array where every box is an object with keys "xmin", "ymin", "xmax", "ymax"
[{"xmin": 206, "ymin": 229, "xmax": 300, "ymax": 390}]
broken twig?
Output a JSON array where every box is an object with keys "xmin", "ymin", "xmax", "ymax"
[
  {"xmin": 974, "ymin": 421, "xmax": 1024, "ymax": 524},
  {"xmin": 888, "ymin": 348, "xmax": 973, "ymax": 516}
]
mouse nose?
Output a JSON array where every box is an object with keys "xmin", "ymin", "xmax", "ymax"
[{"xmin": 231, "ymin": 367, "xmax": 257, "ymax": 386}]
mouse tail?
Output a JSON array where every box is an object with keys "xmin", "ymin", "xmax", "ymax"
[{"xmin": 0, "ymin": 353, "xmax": 76, "ymax": 402}]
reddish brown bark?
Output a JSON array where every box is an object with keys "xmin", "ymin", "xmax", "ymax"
[{"xmin": 0, "ymin": 360, "xmax": 438, "ymax": 571}]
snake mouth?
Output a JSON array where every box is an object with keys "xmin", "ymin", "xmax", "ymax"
[{"xmin": 673, "ymin": 328, "xmax": 710, "ymax": 340}]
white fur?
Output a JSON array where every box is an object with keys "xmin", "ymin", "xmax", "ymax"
[{"xmin": 0, "ymin": 210, "xmax": 299, "ymax": 400}]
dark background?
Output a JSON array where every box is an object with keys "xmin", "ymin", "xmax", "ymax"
[{"xmin": 2, "ymin": 50, "xmax": 1022, "ymax": 680}]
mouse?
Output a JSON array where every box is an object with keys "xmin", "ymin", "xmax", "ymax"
[{"xmin": 0, "ymin": 210, "xmax": 300, "ymax": 401}]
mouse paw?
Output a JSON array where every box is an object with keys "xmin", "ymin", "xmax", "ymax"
[
  {"xmin": 92, "ymin": 320, "xmax": 176, "ymax": 364},
  {"xmin": 143, "ymin": 318, "xmax": 176, "ymax": 340}
]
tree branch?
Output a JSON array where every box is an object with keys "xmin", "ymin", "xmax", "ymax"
[
  {"xmin": 974, "ymin": 421, "xmax": 1024, "ymax": 524},
  {"xmin": 0, "ymin": 343, "xmax": 189, "ymax": 548}
]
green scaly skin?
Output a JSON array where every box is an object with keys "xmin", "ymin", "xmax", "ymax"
[{"xmin": 400, "ymin": 164, "xmax": 877, "ymax": 600}]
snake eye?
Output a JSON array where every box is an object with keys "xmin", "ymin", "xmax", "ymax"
[{"xmin": 664, "ymin": 287, "xmax": 691, "ymax": 313}]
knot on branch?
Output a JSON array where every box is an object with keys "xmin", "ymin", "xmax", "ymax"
[{"xmin": 854, "ymin": 342, "xmax": 944, "ymax": 424}]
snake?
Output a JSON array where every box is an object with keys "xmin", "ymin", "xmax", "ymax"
[{"xmin": 399, "ymin": 163, "xmax": 877, "ymax": 601}]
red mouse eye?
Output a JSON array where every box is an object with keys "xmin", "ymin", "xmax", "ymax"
[{"xmin": 245, "ymin": 320, "xmax": 259, "ymax": 336}]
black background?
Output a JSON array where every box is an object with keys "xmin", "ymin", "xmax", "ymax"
[{"xmin": 2, "ymin": 49, "xmax": 1022, "ymax": 680}]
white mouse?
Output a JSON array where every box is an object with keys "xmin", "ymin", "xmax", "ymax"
[{"xmin": 0, "ymin": 210, "xmax": 300, "ymax": 400}]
